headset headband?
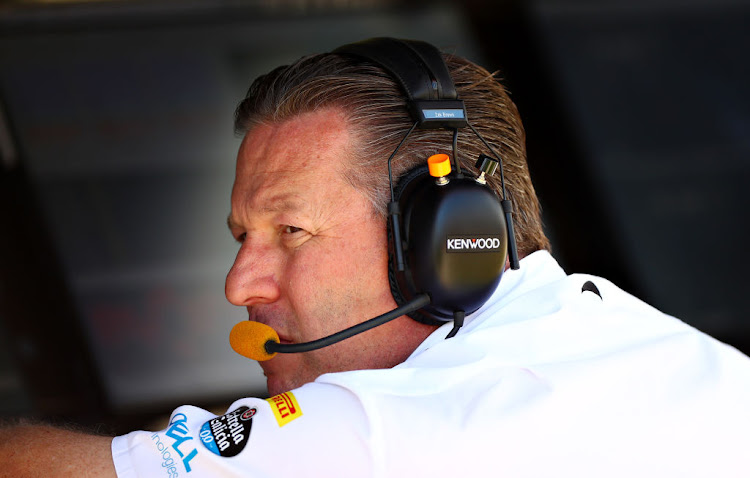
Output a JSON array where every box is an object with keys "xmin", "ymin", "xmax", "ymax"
[{"xmin": 334, "ymin": 38, "xmax": 468, "ymax": 129}]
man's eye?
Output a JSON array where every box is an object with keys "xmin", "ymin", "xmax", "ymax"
[
  {"xmin": 284, "ymin": 225, "xmax": 304, "ymax": 234},
  {"xmin": 235, "ymin": 232, "xmax": 247, "ymax": 243}
]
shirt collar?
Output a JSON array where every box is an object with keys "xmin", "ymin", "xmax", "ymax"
[{"xmin": 410, "ymin": 250, "xmax": 565, "ymax": 355}]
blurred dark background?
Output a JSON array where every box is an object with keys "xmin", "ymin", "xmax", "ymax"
[{"xmin": 1, "ymin": 0, "xmax": 748, "ymax": 434}]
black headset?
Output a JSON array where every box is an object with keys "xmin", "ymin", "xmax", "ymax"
[{"xmin": 334, "ymin": 38, "xmax": 520, "ymax": 332}]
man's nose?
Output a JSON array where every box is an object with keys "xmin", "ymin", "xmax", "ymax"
[{"xmin": 225, "ymin": 237, "xmax": 282, "ymax": 307}]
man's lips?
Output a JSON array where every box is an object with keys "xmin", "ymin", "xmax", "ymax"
[
  {"xmin": 245, "ymin": 310, "xmax": 292, "ymax": 344},
  {"xmin": 251, "ymin": 322, "xmax": 292, "ymax": 345}
]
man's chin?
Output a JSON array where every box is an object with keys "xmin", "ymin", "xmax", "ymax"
[
  {"xmin": 265, "ymin": 374, "xmax": 297, "ymax": 397},
  {"xmin": 261, "ymin": 352, "xmax": 327, "ymax": 396},
  {"xmin": 262, "ymin": 362, "xmax": 301, "ymax": 396}
]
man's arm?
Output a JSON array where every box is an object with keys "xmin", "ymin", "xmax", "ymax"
[{"xmin": 0, "ymin": 421, "xmax": 117, "ymax": 477}]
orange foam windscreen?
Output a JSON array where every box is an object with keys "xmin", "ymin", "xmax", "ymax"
[{"xmin": 229, "ymin": 321, "xmax": 279, "ymax": 361}]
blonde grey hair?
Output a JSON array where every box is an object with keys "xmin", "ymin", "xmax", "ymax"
[{"xmin": 234, "ymin": 51, "xmax": 550, "ymax": 257}]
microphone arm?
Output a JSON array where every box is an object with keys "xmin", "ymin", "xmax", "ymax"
[{"xmin": 266, "ymin": 294, "xmax": 431, "ymax": 355}]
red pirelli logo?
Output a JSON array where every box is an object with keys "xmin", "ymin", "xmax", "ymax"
[{"xmin": 265, "ymin": 392, "xmax": 303, "ymax": 427}]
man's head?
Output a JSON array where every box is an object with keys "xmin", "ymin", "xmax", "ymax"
[
  {"xmin": 226, "ymin": 39, "xmax": 550, "ymax": 395},
  {"xmin": 234, "ymin": 44, "xmax": 549, "ymax": 256}
]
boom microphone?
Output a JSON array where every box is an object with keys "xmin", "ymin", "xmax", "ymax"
[
  {"xmin": 230, "ymin": 321, "xmax": 281, "ymax": 361},
  {"xmin": 229, "ymin": 294, "xmax": 430, "ymax": 361}
]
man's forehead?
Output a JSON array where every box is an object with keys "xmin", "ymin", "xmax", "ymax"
[
  {"xmin": 244, "ymin": 108, "xmax": 352, "ymax": 149},
  {"xmin": 228, "ymin": 107, "xmax": 363, "ymax": 220},
  {"xmin": 258, "ymin": 193, "xmax": 307, "ymax": 213},
  {"xmin": 236, "ymin": 110, "xmax": 354, "ymax": 174}
]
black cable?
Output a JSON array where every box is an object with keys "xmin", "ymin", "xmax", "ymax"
[
  {"xmin": 466, "ymin": 121, "xmax": 508, "ymax": 200},
  {"xmin": 388, "ymin": 121, "xmax": 419, "ymax": 201},
  {"xmin": 266, "ymin": 294, "xmax": 431, "ymax": 355},
  {"xmin": 387, "ymin": 121, "xmax": 419, "ymax": 272},
  {"xmin": 451, "ymin": 128, "xmax": 462, "ymax": 178},
  {"xmin": 445, "ymin": 310, "xmax": 465, "ymax": 339},
  {"xmin": 467, "ymin": 120, "xmax": 520, "ymax": 270}
]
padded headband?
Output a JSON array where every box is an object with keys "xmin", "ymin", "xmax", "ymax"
[
  {"xmin": 334, "ymin": 37, "xmax": 467, "ymax": 129},
  {"xmin": 334, "ymin": 37, "xmax": 457, "ymax": 101}
]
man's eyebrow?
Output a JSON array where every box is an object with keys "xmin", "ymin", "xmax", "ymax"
[{"xmin": 227, "ymin": 196, "xmax": 308, "ymax": 230}]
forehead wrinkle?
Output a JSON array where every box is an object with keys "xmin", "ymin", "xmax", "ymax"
[
  {"xmin": 259, "ymin": 194, "xmax": 309, "ymax": 215},
  {"xmin": 231, "ymin": 164, "xmax": 303, "ymax": 208},
  {"xmin": 230, "ymin": 189, "xmax": 315, "ymax": 229}
]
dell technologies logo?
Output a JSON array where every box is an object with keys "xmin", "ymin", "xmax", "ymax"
[{"xmin": 446, "ymin": 236, "xmax": 503, "ymax": 253}]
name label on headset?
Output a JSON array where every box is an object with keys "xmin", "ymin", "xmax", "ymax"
[
  {"xmin": 446, "ymin": 236, "xmax": 503, "ymax": 253},
  {"xmin": 423, "ymin": 109, "xmax": 465, "ymax": 119}
]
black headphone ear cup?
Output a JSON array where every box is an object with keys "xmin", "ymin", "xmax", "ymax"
[
  {"xmin": 389, "ymin": 164, "xmax": 508, "ymax": 323},
  {"xmin": 392, "ymin": 164, "xmax": 430, "ymax": 199},
  {"xmin": 387, "ymin": 247, "xmax": 443, "ymax": 326},
  {"xmin": 387, "ymin": 166, "xmax": 444, "ymax": 326}
]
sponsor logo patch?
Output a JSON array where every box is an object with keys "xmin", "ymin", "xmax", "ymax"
[
  {"xmin": 266, "ymin": 392, "xmax": 303, "ymax": 427},
  {"xmin": 150, "ymin": 432, "xmax": 184, "ymax": 478},
  {"xmin": 446, "ymin": 235, "xmax": 503, "ymax": 253},
  {"xmin": 199, "ymin": 406, "xmax": 255, "ymax": 457},
  {"xmin": 150, "ymin": 412, "xmax": 199, "ymax": 476}
]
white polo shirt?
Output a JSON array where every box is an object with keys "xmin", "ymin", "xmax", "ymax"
[{"xmin": 112, "ymin": 251, "xmax": 750, "ymax": 477}]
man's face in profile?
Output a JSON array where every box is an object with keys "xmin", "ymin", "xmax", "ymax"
[{"xmin": 225, "ymin": 107, "xmax": 435, "ymax": 396}]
